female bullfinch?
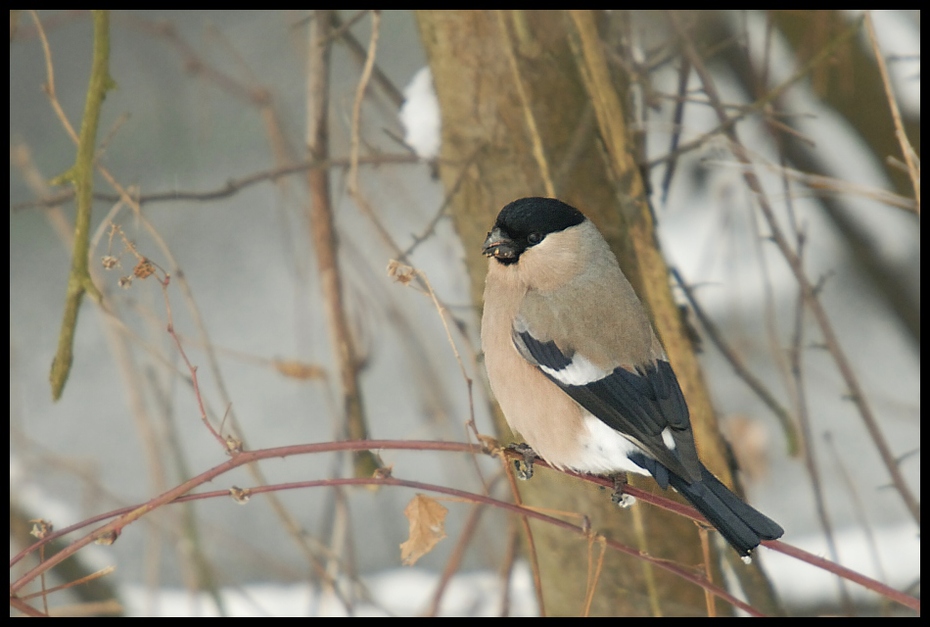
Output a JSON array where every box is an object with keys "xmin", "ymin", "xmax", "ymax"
[{"xmin": 480, "ymin": 197, "xmax": 783, "ymax": 559}]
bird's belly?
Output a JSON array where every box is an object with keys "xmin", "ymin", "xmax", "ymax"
[{"xmin": 560, "ymin": 414, "xmax": 653, "ymax": 476}]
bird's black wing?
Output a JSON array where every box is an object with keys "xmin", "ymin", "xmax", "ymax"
[{"xmin": 513, "ymin": 329, "xmax": 702, "ymax": 483}]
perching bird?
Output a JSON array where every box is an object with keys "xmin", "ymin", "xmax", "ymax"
[{"xmin": 480, "ymin": 197, "xmax": 783, "ymax": 559}]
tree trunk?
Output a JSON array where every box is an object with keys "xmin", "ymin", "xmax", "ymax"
[{"xmin": 417, "ymin": 10, "xmax": 779, "ymax": 616}]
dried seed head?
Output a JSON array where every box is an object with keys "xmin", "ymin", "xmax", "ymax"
[
  {"xmin": 387, "ymin": 259, "xmax": 416, "ymax": 285},
  {"xmin": 133, "ymin": 260, "xmax": 156, "ymax": 280}
]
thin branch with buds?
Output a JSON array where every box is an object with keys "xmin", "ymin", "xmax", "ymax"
[{"xmin": 10, "ymin": 438, "xmax": 919, "ymax": 615}]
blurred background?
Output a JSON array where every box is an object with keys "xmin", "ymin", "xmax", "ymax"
[{"xmin": 10, "ymin": 10, "xmax": 919, "ymax": 616}]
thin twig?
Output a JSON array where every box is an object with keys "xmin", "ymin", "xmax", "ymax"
[
  {"xmin": 306, "ymin": 9, "xmax": 379, "ymax": 478},
  {"xmin": 581, "ymin": 535, "xmax": 607, "ymax": 616},
  {"xmin": 426, "ymin": 498, "xmax": 491, "ymax": 616},
  {"xmin": 330, "ymin": 11, "xmax": 405, "ymax": 108},
  {"xmin": 660, "ymin": 56, "xmax": 691, "ymax": 204},
  {"xmin": 668, "ymin": 11, "xmax": 919, "ymax": 525},
  {"xmin": 387, "ymin": 261, "xmax": 486, "ymax": 494},
  {"xmin": 672, "ymin": 269, "xmax": 800, "ymax": 455},
  {"xmin": 12, "ymin": 154, "xmax": 420, "ymax": 211},
  {"xmin": 120, "ymin": 14, "xmax": 268, "ymax": 107},
  {"xmin": 786, "ymin": 219, "xmax": 853, "ymax": 610},
  {"xmin": 18, "ymin": 565, "xmax": 116, "ymax": 602},
  {"xmin": 864, "ymin": 12, "xmax": 920, "ymax": 215},
  {"xmin": 109, "ymin": 226, "xmax": 226, "ymax": 449},
  {"xmin": 338, "ymin": 18, "xmax": 483, "ymax": 450},
  {"xmin": 646, "ymin": 16, "xmax": 864, "ymax": 171},
  {"xmin": 698, "ymin": 527, "xmax": 715, "ymax": 617},
  {"xmin": 705, "ymin": 159, "xmax": 917, "ymax": 212},
  {"xmin": 765, "ymin": 539, "xmax": 919, "ymax": 613},
  {"xmin": 401, "ymin": 148, "xmax": 481, "ymax": 261},
  {"xmin": 29, "ymin": 10, "xmax": 79, "ymax": 144},
  {"xmin": 497, "ymin": 518, "xmax": 521, "ymax": 616},
  {"xmin": 823, "ymin": 432, "xmax": 889, "ymax": 588},
  {"xmin": 324, "ymin": 10, "xmax": 369, "ymax": 46},
  {"xmin": 346, "ymin": 10, "xmax": 398, "ymax": 255},
  {"xmin": 501, "ymin": 453, "xmax": 546, "ymax": 615}
]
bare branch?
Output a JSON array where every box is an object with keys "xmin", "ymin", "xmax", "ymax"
[
  {"xmin": 12, "ymin": 154, "xmax": 421, "ymax": 211},
  {"xmin": 669, "ymin": 11, "xmax": 919, "ymax": 525},
  {"xmin": 864, "ymin": 12, "xmax": 920, "ymax": 215},
  {"xmin": 306, "ymin": 10, "xmax": 379, "ymax": 478},
  {"xmin": 41, "ymin": 10, "xmax": 111, "ymax": 400}
]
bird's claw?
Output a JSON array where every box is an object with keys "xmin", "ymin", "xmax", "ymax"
[
  {"xmin": 509, "ymin": 442, "xmax": 537, "ymax": 480},
  {"xmin": 610, "ymin": 473, "xmax": 636, "ymax": 508}
]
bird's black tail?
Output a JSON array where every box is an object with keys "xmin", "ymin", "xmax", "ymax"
[{"xmin": 630, "ymin": 454, "xmax": 783, "ymax": 558}]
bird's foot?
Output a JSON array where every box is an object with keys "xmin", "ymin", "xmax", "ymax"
[
  {"xmin": 609, "ymin": 473, "xmax": 636, "ymax": 508},
  {"xmin": 509, "ymin": 442, "xmax": 538, "ymax": 480}
]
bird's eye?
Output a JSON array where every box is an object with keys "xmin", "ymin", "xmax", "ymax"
[{"xmin": 527, "ymin": 232, "xmax": 543, "ymax": 245}]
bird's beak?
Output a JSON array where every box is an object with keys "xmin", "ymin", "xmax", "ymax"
[{"xmin": 482, "ymin": 227, "xmax": 518, "ymax": 260}]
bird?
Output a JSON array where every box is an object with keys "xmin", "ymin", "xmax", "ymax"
[{"xmin": 480, "ymin": 197, "xmax": 783, "ymax": 560}]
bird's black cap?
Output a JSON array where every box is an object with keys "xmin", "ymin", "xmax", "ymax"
[
  {"xmin": 495, "ymin": 197, "xmax": 586, "ymax": 239},
  {"xmin": 483, "ymin": 198, "xmax": 586, "ymax": 264}
]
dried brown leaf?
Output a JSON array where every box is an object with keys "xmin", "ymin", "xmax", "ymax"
[
  {"xmin": 399, "ymin": 493, "xmax": 448, "ymax": 566},
  {"xmin": 272, "ymin": 359, "xmax": 327, "ymax": 380}
]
